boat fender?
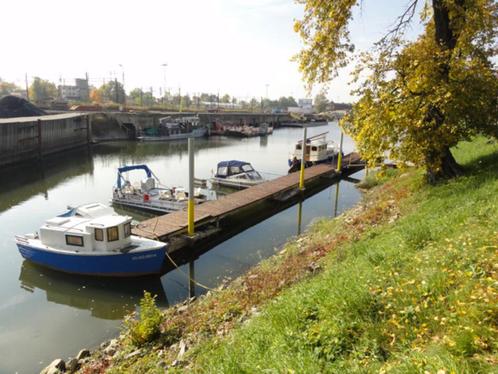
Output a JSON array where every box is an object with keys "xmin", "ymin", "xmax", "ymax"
[{"xmin": 143, "ymin": 194, "xmax": 150, "ymax": 202}]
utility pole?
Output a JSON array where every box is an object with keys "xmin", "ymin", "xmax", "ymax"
[
  {"xmin": 118, "ymin": 64, "xmax": 125, "ymax": 106},
  {"xmin": 161, "ymin": 63, "xmax": 168, "ymax": 105},
  {"xmin": 114, "ymin": 77, "xmax": 119, "ymax": 104},
  {"xmin": 178, "ymin": 87, "xmax": 182, "ymax": 112},
  {"xmin": 25, "ymin": 73, "xmax": 29, "ymax": 101}
]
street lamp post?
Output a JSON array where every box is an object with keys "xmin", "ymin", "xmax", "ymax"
[
  {"xmin": 161, "ymin": 63, "xmax": 168, "ymax": 106},
  {"xmin": 118, "ymin": 64, "xmax": 125, "ymax": 106},
  {"xmin": 265, "ymin": 83, "xmax": 269, "ymax": 112}
]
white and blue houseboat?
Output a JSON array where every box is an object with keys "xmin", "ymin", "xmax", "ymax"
[{"xmin": 15, "ymin": 203, "xmax": 166, "ymax": 277}]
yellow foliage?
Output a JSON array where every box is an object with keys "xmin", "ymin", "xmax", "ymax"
[{"xmin": 295, "ymin": 0, "xmax": 498, "ymax": 179}]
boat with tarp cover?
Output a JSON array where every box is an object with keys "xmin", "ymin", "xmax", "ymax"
[{"xmin": 15, "ymin": 203, "xmax": 166, "ymax": 277}]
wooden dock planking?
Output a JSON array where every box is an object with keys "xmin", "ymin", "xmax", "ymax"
[{"xmin": 133, "ymin": 152, "xmax": 362, "ymax": 241}]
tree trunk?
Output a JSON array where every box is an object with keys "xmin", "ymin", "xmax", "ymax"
[
  {"xmin": 424, "ymin": 0, "xmax": 464, "ymax": 183},
  {"xmin": 426, "ymin": 146, "xmax": 464, "ymax": 184}
]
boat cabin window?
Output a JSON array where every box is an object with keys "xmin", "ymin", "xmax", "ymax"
[
  {"xmin": 311, "ymin": 146, "xmax": 317, "ymax": 151},
  {"xmin": 107, "ymin": 226, "xmax": 119, "ymax": 242},
  {"xmin": 241, "ymin": 164, "xmax": 254, "ymax": 172},
  {"xmin": 94, "ymin": 228, "xmax": 104, "ymax": 241},
  {"xmin": 229, "ymin": 166, "xmax": 241, "ymax": 174},
  {"xmin": 124, "ymin": 223, "xmax": 131, "ymax": 238},
  {"xmin": 66, "ymin": 235, "xmax": 84, "ymax": 247},
  {"xmin": 217, "ymin": 166, "xmax": 228, "ymax": 176}
]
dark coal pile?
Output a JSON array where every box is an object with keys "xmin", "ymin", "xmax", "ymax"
[{"xmin": 0, "ymin": 95, "xmax": 46, "ymax": 118}]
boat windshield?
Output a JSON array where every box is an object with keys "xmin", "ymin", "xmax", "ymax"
[
  {"xmin": 217, "ymin": 166, "xmax": 228, "ymax": 176},
  {"xmin": 241, "ymin": 164, "xmax": 254, "ymax": 172},
  {"xmin": 247, "ymin": 171, "xmax": 262, "ymax": 180}
]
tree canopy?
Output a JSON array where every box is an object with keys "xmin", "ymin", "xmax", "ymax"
[
  {"xmin": 314, "ymin": 93, "xmax": 329, "ymax": 113},
  {"xmin": 98, "ymin": 80, "xmax": 126, "ymax": 104},
  {"xmin": 29, "ymin": 77, "xmax": 57, "ymax": 103},
  {"xmin": 295, "ymin": 0, "xmax": 498, "ymax": 181},
  {"xmin": 0, "ymin": 78, "xmax": 20, "ymax": 97}
]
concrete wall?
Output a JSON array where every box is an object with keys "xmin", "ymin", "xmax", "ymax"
[{"xmin": 0, "ymin": 113, "xmax": 89, "ymax": 167}]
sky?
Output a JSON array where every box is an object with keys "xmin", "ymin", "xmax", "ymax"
[{"xmin": 0, "ymin": 0, "xmax": 424, "ymax": 102}]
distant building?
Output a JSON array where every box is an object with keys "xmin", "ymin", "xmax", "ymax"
[
  {"xmin": 288, "ymin": 98, "xmax": 314, "ymax": 115},
  {"xmin": 298, "ymin": 98, "xmax": 313, "ymax": 109},
  {"xmin": 58, "ymin": 78, "xmax": 89, "ymax": 101}
]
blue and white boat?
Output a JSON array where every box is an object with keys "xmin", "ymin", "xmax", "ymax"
[
  {"xmin": 15, "ymin": 203, "xmax": 166, "ymax": 277},
  {"xmin": 210, "ymin": 160, "xmax": 265, "ymax": 189},
  {"xmin": 112, "ymin": 164, "xmax": 207, "ymax": 214}
]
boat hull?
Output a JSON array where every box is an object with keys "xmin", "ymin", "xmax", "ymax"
[
  {"xmin": 210, "ymin": 177, "xmax": 263, "ymax": 189},
  {"xmin": 137, "ymin": 129, "xmax": 207, "ymax": 142},
  {"xmin": 16, "ymin": 243, "xmax": 166, "ymax": 277}
]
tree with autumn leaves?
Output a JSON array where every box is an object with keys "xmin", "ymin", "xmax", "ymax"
[{"xmin": 295, "ymin": 0, "xmax": 497, "ymax": 182}]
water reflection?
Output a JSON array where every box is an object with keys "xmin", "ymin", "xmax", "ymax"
[
  {"xmin": 0, "ymin": 148, "xmax": 94, "ymax": 214},
  {"xmin": 334, "ymin": 181, "xmax": 340, "ymax": 217},
  {"xmin": 18, "ymin": 261, "xmax": 168, "ymax": 320},
  {"xmin": 297, "ymin": 200, "xmax": 303, "ymax": 235}
]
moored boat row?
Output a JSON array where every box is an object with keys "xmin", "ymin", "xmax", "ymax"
[{"xmin": 15, "ymin": 129, "xmax": 341, "ymax": 277}]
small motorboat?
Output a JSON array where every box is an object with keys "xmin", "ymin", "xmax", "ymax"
[
  {"xmin": 112, "ymin": 164, "xmax": 206, "ymax": 214},
  {"xmin": 288, "ymin": 132, "xmax": 341, "ymax": 173},
  {"xmin": 15, "ymin": 203, "xmax": 166, "ymax": 277},
  {"xmin": 210, "ymin": 160, "xmax": 265, "ymax": 189},
  {"xmin": 138, "ymin": 116, "xmax": 208, "ymax": 141}
]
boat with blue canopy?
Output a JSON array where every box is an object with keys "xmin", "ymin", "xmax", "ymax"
[
  {"xmin": 112, "ymin": 164, "xmax": 207, "ymax": 214},
  {"xmin": 210, "ymin": 160, "xmax": 265, "ymax": 189},
  {"xmin": 15, "ymin": 203, "xmax": 166, "ymax": 277}
]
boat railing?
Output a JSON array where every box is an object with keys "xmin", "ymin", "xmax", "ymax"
[{"xmin": 15, "ymin": 235, "xmax": 30, "ymax": 243}]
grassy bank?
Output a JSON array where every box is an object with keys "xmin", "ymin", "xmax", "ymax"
[{"xmin": 81, "ymin": 137, "xmax": 497, "ymax": 373}]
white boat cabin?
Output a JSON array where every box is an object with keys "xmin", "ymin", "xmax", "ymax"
[
  {"xmin": 293, "ymin": 139, "xmax": 330, "ymax": 163},
  {"xmin": 39, "ymin": 203, "xmax": 133, "ymax": 253},
  {"xmin": 291, "ymin": 133, "xmax": 339, "ymax": 164}
]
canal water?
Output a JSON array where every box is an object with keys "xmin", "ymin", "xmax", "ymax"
[{"xmin": 0, "ymin": 122, "xmax": 363, "ymax": 373}]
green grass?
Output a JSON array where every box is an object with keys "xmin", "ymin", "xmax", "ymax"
[{"xmin": 187, "ymin": 137, "xmax": 498, "ymax": 373}]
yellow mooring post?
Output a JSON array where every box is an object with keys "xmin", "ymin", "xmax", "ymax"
[
  {"xmin": 299, "ymin": 127, "xmax": 307, "ymax": 190},
  {"xmin": 187, "ymin": 138, "xmax": 195, "ymax": 236},
  {"xmin": 337, "ymin": 131, "xmax": 344, "ymax": 172}
]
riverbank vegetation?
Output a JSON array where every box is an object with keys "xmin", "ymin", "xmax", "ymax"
[{"xmin": 78, "ymin": 137, "xmax": 497, "ymax": 373}]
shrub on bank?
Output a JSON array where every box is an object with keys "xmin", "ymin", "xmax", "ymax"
[{"xmin": 123, "ymin": 291, "xmax": 163, "ymax": 347}]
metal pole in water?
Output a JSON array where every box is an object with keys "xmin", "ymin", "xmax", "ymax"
[
  {"xmin": 337, "ymin": 131, "xmax": 344, "ymax": 172},
  {"xmin": 334, "ymin": 181, "xmax": 340, "ymax": 217},
  {"xmin": 299, "ymin": 127, "xmax": 307, "ymax": 190},
  {"xmin": 188, "ymin": 261, "xmax": 196, "ymax": 298},
  {"xmin": 188, "ymin": 138, "xmax": 195, "ymax": 236},
  {"xmin": 297, "ymin": 200, "xmax": 303, "ymax": 235}
]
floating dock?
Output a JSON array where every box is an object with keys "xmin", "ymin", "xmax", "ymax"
[{"xmin": 133, "ymin": 152, "xmax": 364, "ymax": 264}]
